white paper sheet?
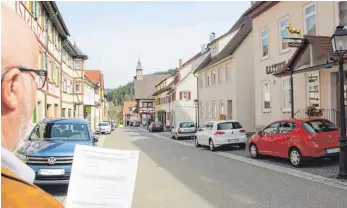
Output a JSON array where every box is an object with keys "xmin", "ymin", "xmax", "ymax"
[{"xmin": 65, "ymin": 145, "xmax": 139, "ymax": 208}]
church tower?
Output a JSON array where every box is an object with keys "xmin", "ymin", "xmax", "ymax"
[{"xmin": 135, "ymin": 59, "xmax": 143, "ymax": 80}]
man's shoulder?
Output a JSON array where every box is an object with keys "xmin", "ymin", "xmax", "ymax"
[{"xmin": 2, "ymin": 169, "xmax": 64, "ymax": 207}]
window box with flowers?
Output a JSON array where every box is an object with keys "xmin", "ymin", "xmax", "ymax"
[{"xmin": 305, "ymin": 105, "xmax": 323, "ymax": 117}]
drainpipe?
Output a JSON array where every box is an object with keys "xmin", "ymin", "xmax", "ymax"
[
  {"xmin": 44, "ymin": 12, "xmax": 58, "ymax": 118},
  {"xmin": 290, "ymin": 72, "xmax": 294, "ymax": 118},
  {"xmin": 194, "ymin": 73, "xmax": 199, "ymax": 127},
  {"xmin": 60, "ymin": 42, "xmax": 68, "ymax": 118}
]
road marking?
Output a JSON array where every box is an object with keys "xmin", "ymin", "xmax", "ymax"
[{"xmin": 136, "ymin": 127, "xmax": 347, "ymax": 190}]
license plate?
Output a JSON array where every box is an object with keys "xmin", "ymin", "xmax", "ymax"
[
  {"xmin": 326, "ymin": 148, "xmax": 340, "ymax": 154},
  {"xmin": 38, "ymin": 169, "xmax": 65, "ymax": 176},
  {"xmin": 228, "ymin": 139, "xmax": 239, "ymax": 143}
]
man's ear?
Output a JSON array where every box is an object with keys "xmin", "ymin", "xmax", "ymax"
[{"xmin": 1, "ymin": 69, "xmax": 21, "ymax": 110}]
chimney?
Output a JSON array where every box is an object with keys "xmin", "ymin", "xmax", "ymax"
[
  {"xmin": 179, "ymin": 59, "xmax": 182, "ymax": 68},
  {"xmin": 201, "ymin": 44, "xmax": 205, "ymax": 53},
  {"xmin": 210, "ymin": 32, "xmax": 215, "ymax": 43}
]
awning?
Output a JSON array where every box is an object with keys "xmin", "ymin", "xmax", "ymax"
[{"xmin": 274, "ymin": 35, "xmax": 346, "ymax": 77}]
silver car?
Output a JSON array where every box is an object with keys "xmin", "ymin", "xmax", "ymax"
[{"xmin": 171, "ymin": 121, "xmax": 196, "ymax": 140}]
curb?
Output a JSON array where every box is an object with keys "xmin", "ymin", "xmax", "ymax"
[{"xmin": 137, "ymin": 127, "xmax": 347, "ymax": 190}]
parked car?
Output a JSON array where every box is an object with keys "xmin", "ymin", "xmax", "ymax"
[
  {"xmin": 248, "ymin": 118, "xmax": 340, "ymax": 167},
  {"xmin": 149, "ymin": 121, "xmax": 164, "ymax": 132},
  {"xmin": 96, "ymin": 122, "xmax": 112, "ymax": 134},
  {"xmin": 16, "ymin": 119, "xmax": 99, "ymax": 185},
  {"xmin": 103, "ymin": 120, "xmax": 115, "ymax": 131},
  {"xmin": 195, "ymin": 120, "xmax": 247, "ymax": 151},
  {"xmin": 171, "ymin": 121, "xmax": 196, "ymax": 140},
  {"xmin": 134, "ymin": 121, "xmax": 140, "ymax": 127}
]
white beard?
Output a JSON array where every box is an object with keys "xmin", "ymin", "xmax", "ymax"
[{"xmin": 13, "ymin": 75, "xmax": 33, "ymax": 153}]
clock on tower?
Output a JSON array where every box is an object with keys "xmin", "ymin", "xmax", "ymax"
[{"xmin": 136, "ymin": 59, "xmax": 143, "ymax": 80}]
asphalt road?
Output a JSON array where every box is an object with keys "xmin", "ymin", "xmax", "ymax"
[
  {"xmin": 154, "ymin": 130, "xmax": 341, "ymax": 179},
  {"xmin": 44, "ymin": 127, "xmax": 347, "ymax": 207}
]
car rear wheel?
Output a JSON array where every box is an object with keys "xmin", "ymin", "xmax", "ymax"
[
  {"xmin": 289, "ymin": 148, "xmax": 303, "ymax": 167},
  {"xmin": 195, "ymin": 136, "xmax": 201, "ymax": 147},
  {"xmin": 239, "ymin": 143, "xmax": 246, "ymax": 150},
  {"xmin": 249, "ymin": 143, "xmax": 259, "ymax": 159},
  {"xmin": 209, "ymin": 139, "xmax": 215, "ymax": 151}
]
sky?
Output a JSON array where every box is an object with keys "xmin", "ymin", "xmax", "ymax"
[{"xmin": 57, "ymin": 1, "xmax": 251, "ymax": 89}]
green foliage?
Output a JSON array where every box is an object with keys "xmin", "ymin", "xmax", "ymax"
[
  {"xmin": 106, "ymin": 68, "xmax": 176, "ymax": 106},
  {"xmin": 119, "ymin": 119, "xmax": 123, "ymax": 125}
]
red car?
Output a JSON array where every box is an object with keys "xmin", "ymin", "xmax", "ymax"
[
  {"xmin": 149, "ymin": 121, "xmax": 164, "ymax": 132},
  {"xmin": 248, "ymin": 118, "xmax": 340, "ymax": 167}
]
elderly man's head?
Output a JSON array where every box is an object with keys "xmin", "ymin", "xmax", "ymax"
[{"xmin": 1, "ymin": 5, "xmax": 39, "ymax": 151}]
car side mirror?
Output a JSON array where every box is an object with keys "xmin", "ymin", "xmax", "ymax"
[
  {"xmin": 93, "ymin": 135, "xmax": 99, "ymax": 142},
  {"xmin": 258, "ymin": 131, "xmax": 264, "ymax": 137},
  {"xmin": 198, "ymin": 128, "xmax": 203, "ymax": 131}
]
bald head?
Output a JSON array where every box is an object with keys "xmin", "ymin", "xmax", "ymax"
[
  {"xmin": 1, "ymin": 4, "xmax": 39, "ymax": 73},
  {"xmin": 1, "ymin": 4, "xmax": 39, "ymax": 152}
]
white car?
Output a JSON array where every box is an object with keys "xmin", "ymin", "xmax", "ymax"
[
  {"xmin": 171, "ymin": 121, "xmax": 196, "ymax": 140},
  {"xmin": 96, "ymin": 122, "xmax": 112, "ymax": 134},
  {"xmin": 195, "ymin": 120, "xmax": 247, "ymax": 151}
]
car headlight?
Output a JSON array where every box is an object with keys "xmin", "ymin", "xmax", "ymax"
[{"xmin": 16, "ymin": 152, "xmax": 28, "ymax": 163}]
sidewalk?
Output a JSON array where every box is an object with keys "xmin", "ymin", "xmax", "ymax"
[{"xmin": 103, "ymin": 129, "xmax": 214, "ymax": 208}]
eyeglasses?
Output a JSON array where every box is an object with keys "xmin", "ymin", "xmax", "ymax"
[{"xmin": 1, "ymin": 66, "xmax": 47, "ymax": 90}]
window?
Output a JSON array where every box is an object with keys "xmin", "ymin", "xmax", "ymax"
[
  {"xmin": 220, "ymin": 101, "xmax": 224, "ymax": 115},
  {"xmin": 180, "ymin": 122, "xmax": 195, "ymax": 128},
  {"xmin": 38, "ymin": 51, "xmax": 43, "ymax": 70},
  {"xmin": 307, "ymin": 72, "xmax": 320, "ymax": 108},
  {"xmin": 62, "ymin": 108, "xmax": 66, "ymax": 118},
  {"xmin": 212, "ymin": 101, "xmax": 217, "ymax": 118},
  {"xmin": 303, "ymin": 119, "xmax": 338, "ymax": 133},
  {"xmin": 226, "ymin": 64, "xmax": 232, "ymax": 82},
  {"xmin": 207, "ymin": 75, "xmax": 210, "ymax": 87},
  {"xmin": 217, "ymin": 122, "xmax": 243, "ymax": 130},
  {"xmin": 218, "ymin": 68, "xmax": 222, "ymax": 84},
  {"xmin": 63, "ymin": 78, "xmax": 67, "ymax": 93},
  {"xmin": 75, "ymin": 84, "xmax": 81, "ymax": 93},
  {"xmin": 49, "ymin": 22, "xmax": 54, "ymax": 42},
  {"xmin": 206, "ymin": 102, "xmax": 210, "ymax": 117},
  {"xmin": 279, "ymin": 16, "xmax": 290, "ymax": 52},
  {"xmin": 200, "ymin": 102, "xmax": 204, "ymax": 117},
  {"xmin": 75, "ymin": 59, "xmax": 82, "ymax": 69},
  {"xmin": 68, "ymin": 109, "xmax": 72, "ymax": 118},
  {"xmin": 282, "ymin": 78, "xmax": 291, "ymax": 111},
  {"xmin": 148, "ymin": 102, "xmax": 153, "ymax": 108},
  {"xmin": 67, "ymin": 80, "xmax": 72, "ymax": 94},
  {"xmin": 337, "ymin": 1, "xmax": 347, "ymax": 27},
  {"xmin": 182, "ymin": 91, "xmax": 189, "ymax": 100},
  {"xmin": 304, "ymin": 3, "xmax": 317, "ymax": 35},
  {"xmin": 279, "ymin": 122, "xmax": 296, "ymax": 134},
  {"xmin": 263, "ymin": 82, "xmax": 271, "ymax": 112},
  {"xmin": 262, "ymin": 122, "xmax": 280, "ymax": 135},
  {"xmin": 212, "ymin": 70, "xmax": 216, "ymax": 86},
  {"xmin": 261, "ymin": 28, "xmax": 269, "ymax": 58}
]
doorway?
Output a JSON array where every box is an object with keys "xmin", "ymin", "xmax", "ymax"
[{"xmin": 227, "ymin": 100, "xmax": 232, "ymax": 120}]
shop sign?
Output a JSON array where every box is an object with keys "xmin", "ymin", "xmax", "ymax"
[{"xmin": 266, "ymin": 61, "xmax": 287, "ymax": 74}]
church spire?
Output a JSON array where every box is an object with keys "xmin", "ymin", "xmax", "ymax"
[{"xmin": 136, "ymin": 58, "xmax": 143, "ymax": 70}]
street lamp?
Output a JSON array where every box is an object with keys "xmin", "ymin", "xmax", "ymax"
[
  {"xmin": 194, "ymin": 99, "xmax": 199, "ymax": 128},
  {"xmin": 331, "ymin": 25, "xmax": 347, "ymax": 179}
]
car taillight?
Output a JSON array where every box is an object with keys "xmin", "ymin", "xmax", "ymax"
[
  {"xmin": 214, "ymin": 131, "xmax": 225, "ymax": 135},
  {"xmin": 239, "ymin": 129, "xmax": 246, "ymax": 133}
]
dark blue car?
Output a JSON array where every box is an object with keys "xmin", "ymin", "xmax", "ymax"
[{"xmin": 16, "ymin": 119, "xmax": 99, "ymax": 185}]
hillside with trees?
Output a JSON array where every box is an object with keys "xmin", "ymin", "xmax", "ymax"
[{"xmin": 106, "ymin": 68, "xmax": 176, "ymax": 121}]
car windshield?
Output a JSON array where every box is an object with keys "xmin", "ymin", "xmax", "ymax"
[
  {"xmin": 153, "ymin": 122, "xmax": 162, "ymax": 125},
  {"xmin": 99, "ymin": 123, "xmax": 109, "ymax": 126},
  {"xmin": 29, "ymin": 122, "xmax": 90, "ymax": 141},
  {"xmin": 217, "ymin": 122, "xmax": 243, "ymax": 130},
  {"xmin": 303, "ymin": 119, "xmax": 339, "ymax": 133},
  {"xmin": 180, "ymin": 122, "xmax": 195, "ymax": 128}
]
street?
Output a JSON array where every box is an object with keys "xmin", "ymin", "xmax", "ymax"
[{"xmin": 44, "ymin": 127, "xmax": 347, "ymax": 208}]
